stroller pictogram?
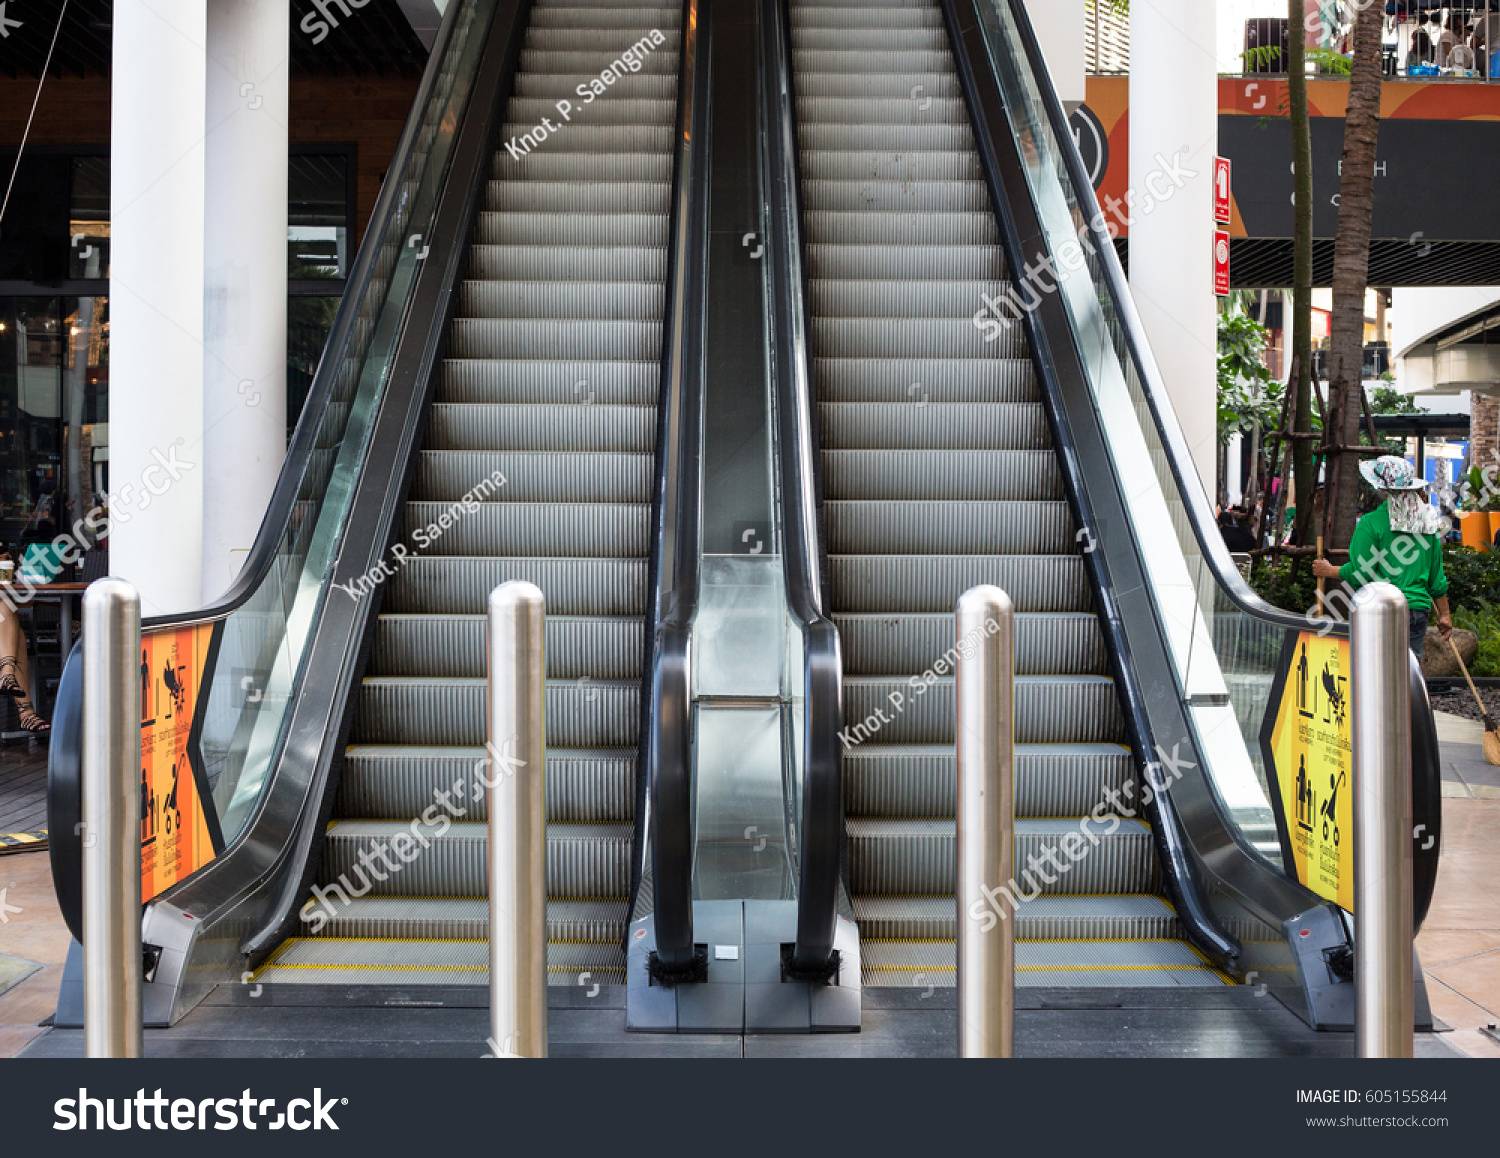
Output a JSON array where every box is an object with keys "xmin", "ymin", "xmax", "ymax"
[
  {"xmin": 1321, "ymin": 770, "xmax": 1346, "ymax": 846},
  {"xmin": 162, "ymin": 760, "xmax": 183, "ymax": 834}
]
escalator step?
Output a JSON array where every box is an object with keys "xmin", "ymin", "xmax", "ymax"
[
  {"xmin": 518, "ymin": 49, "xmax": 680, "ymax": 76},
  {"xmin": 383, "ymin": 556, "xmax": 647, "ymax": 616},
  {"xmin": 841, "ymin": 675, "xmax": 1123, "ymax": 746},
  {"xmin": 257, "ymin": 937, "xmax": 625, "ymax": 987},
  {"xmin": 811, "ymin": 278, "xmax": 1008, "ymax": 317},
  {"xmin": 318, "ymin": 820, "xmax": 633, "ymax": 898},
  {"xmin": 424, "ymin": 402, "xmax": 656, "ymax": 452},
  {"xmin": 299, "ymin": 897, "xmax": 630, "ymax": 944},
  {"xmin": 354, "ymin": 678, "xmax": 639, "ymax": 748},
  {"xmin": 827, "ymin": 553, "xmax": 1090, "ymax": 614},
  {"xmin": 338, "ymin": 746, "xmax": 636, "ymax": 823},
  {"xmin": 466, "ymin": 243, "xmax": 668, "ymax": 282},
  {"xmin": 804, "ymin": 179, "xmax": 989, "ymax": 214},
  {"xmin": 833, "ymin": 611, "xmax": 1104, "ymax": 675},
  {"xmin": 821, "ymin": 449, "xmax": 1061, "ymax": 501},
  {"xmin": 814, "ymin": 357, "xmax": 1034, "ymax": 403},
  {"xmin": 400, "ymin": 502, "xmax": 649, "ymax": 558},
  {"xmin": 492, "ymin": 149, "xmax": 673, "ymax": 180},
  {"xmin": 812, "ymin": 316, "xmax": 1020, "ymax": 358},
  {"xmin": 370, "ymin": 614, "xmax": 643, "ymax": 679},
  {"xmin": 842, "ymin": 743, "xmax": 1133, "ymax": 820},
  {"xmin": 457, "ymin": 278, "xmax": 665, "ymax": 318},
  {"xmin": 846, "ymin": 817, "xmax": 1159, "ymax": 896},
  {"xmin": 473, "ymin": 209, "xmax": 669, "ymax": 247},
  {"xmin": 449, "ymin": 318, "xmax": 662, "ymax": 360},
  {"xmin": 824, "ymin": 500, "xmax": 1073, "ymax": 555},
  {"xmin": 800, "ymin": 148, "xmax": 978, "ymax": 180},
  {"xmin": 485, "ymin": 180, "xmax": 671, "ymax": 214},
  {"xmin": 412, "ymin": 450, "xmax": 652, "ymax": 504},
  {"xmin": 819, "ymin": 402, "xmax": 1045, "ymax": 449},
  {"xmin": 859, "ymin": 938, "xmax": 1225, "ymax": 988},
  {"xmin": 439, "ymin": 359, "xmax": 660, "ymax": 404},
  {"xmin": 852, "ymin": 895, "xmax": 1183, "ymax": 942}
]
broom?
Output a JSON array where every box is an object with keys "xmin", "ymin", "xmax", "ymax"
[{"xmin": 1447, "ymin": 635, "xmax": 1500, "ymax": 766}]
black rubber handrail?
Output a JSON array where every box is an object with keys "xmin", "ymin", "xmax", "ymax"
[
  {"xmin": 635, "ymin": 0, "xmax": 710, "ymax": 978},
  {"xmin": 993, "ymin": 0, "xmax": 1440, "ymax": 928},
  {"xmin": 761, "ymin": 0, "xmax": 843, "ymax": 979}
]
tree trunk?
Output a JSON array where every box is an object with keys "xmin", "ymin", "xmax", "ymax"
[
  {"xmin": 1324, "ymin": 0, "xmax": 1385, "ymax": 551},
  {"xmin": 1288, "ymin": 0, "xmax": 1316, "ymax": 552}
]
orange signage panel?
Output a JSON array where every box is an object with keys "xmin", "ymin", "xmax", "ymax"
[{"xmin": 139, "ymin": 623, "xmax": 220, "ymax": 902}]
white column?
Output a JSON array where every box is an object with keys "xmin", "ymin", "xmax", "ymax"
[
  {"xmin": 1022, "ymin": 0, "xmax": 1085, "ymax": 108},
  {"xmin": 203, "ymin": 1, "xmax": 290, "ymax": 602},
  {"xmin": 110, "ymin": 2, "xmax": 207, "ymax": 616},
  {"xmin": 1129, "ymin": 0, "xmax": 1218, "ymax": 494}
]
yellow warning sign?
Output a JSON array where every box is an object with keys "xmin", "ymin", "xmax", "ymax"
[{"xmin": 1260, "ymin": 631, "xmax": 1354, "ymax": 912}]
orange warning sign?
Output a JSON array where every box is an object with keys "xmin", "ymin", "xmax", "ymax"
[
  {"xmin": 1260, "ymin": 631, "xmax": 1355, "ymax": 913},
  {"xmin": 139, "ymin": 623, "xmax": 217, "ymax": 902}
]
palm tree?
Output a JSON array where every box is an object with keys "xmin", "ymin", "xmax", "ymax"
[
  {"xmin": 1323, "ymin": 0, "xmax": 1386, "ymax": 550},
  {"xmin": 1288, "ymin": 0, "xmax": 1317, "ymax": 554}
]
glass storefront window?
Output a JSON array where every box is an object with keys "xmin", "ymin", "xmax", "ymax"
[{"xmin": 288, "ymin": 152, "xmax": 351, "ymax": 280}]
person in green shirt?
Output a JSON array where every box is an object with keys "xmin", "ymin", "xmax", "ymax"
[{"xmin": 1313, "ymin": 455, "xmax": 1452, "ymax": 655}]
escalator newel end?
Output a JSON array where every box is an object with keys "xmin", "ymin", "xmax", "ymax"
[{"xmin": 646, "ymin": 946, "xmax": 709, "ymax": 988}]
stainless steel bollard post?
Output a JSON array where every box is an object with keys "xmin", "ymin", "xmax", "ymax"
[
  {"xmin": 1351, "ymin": 582, "xmax": 1414, "ymax": 1059},
  {"xmin": 955, "ymin": 585, "xmax": 1015, "ymax": 1058},
  {"xmin": 81, "ymin": 578, "xmax": 143, "ymax": 1058},
  {"xmin": 487, "ymin": 581, "xmax": 548, "ymax": 1058}
]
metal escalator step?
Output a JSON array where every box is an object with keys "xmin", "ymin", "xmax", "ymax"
[
  {"xmin": 473, "ymin": 210, "xmax": 668, "ymax": 247},
  {"xmin": 492, "ymin": 150, "xmax": 673, "ymax": 180},
  {"xmin": 792, "ymin": 49, "xmax": 957, "ymax": 74},
  {"xmin": 804, "ymin": 210, "xmax": 995, "ymax": 246},
  {"xmin": 517, "ymin": 49, "xmax": 680, "ymax": 76},
  {"xmin": 458, "ymin": 279, "xmax": 665, "ymax": 320},
  {"xmin": 807, "ymin": 243, "xmax": 1004, "ymax": 282},
  {"xmin": 353, "ymin": 679, "xmax": 639, "ymax": 748},
  {"xmin": 833, "ymin": 611, "xmax": 1104, "ymax": 676},
  {"xmin": 842, "ymin": 743, "xmax": 1133, "ymax": 819},
  {"xmin": 505, "ymin": 97, "xmax": 677, "ymax": 128},
  {"xmin": 512, "ymin": 72, "xmax": 679, "ymax": 101},
  {"xmin": 401, "ymin": 502, "xmax": 648, "ymax": 558},
  {"xmin": 530, "ymin": 6, "xmax": 682, "ymax": 29},
  {"xmin": 425, "ymin": 402, "xmax": 655, "ymax": 452},
  {"xmin": 799, "ymin": 124, "xmax": 977, "ymax": 153},
  {"xmin": 815, "ymin": 358, "xmax": 1033, "ymax": 403},
  {"xmin": 485, "ymin": 180, "xmax": 671, "ymax": 214},
  {"xmin": 821, "ymin": 449, "xmax": 1060, "ymax": 501},
  {"xmin": 319, "ymin": 820, "xmax": 633, "ymax": 898},
  {"xmin": 801, "ymin": 148, "xmax": 978, "ymax": 180},
  {"xmin": 412, "ymin": 450, "xmax": 651, "ymax": 503},
  {"xmin": 827, "ymin": 554, "xmax": 1090, "ymax": 613},
  {"xmin": 791, "ymin": 28, "xmax": 948, "ymax": 50},
  {"xmin": 811, "ymin": 278, "xmax": 1006, "ymax": 317},
  {"xmin": 370, "ymin": 614, "xmax": 643, "ymax": 679},
  {"xmin": 466, "ymin": 244, "xmax": 667, "ymax": 282},
  {"xmin": 792, "ymin": 6, "xmax": 944, "ymax": 29},
  {"xmin": 439, "ymin": 359, "xmax": 660, "ymax": 405},
  {"xmin": 858, "ymin": 938, "xmax": 1225, "ymax": 988},
  {"xmin": 795, "ymin": 96, "xmax": 970, "ymax": 127},
  {"xmin": 842, "ymin": 675, "xmax": 1123, "ymax": 745},
  {"xmin": 819, "ymin": 402, "xmax": 1045, "ymax": 449},
  {"xmin": 847, "ymin": 817, "xmax": 1159, "ymax": 896},
  {"xmin": 448, "ymin": 317, "xmax": 662, "ymax": 361},
  {"xmin": 299, "ymin": 897, "xmax": 630, "ymax": 943},
  {"xmin": 524, "ymin": 28, "xmax": 679, "ymax": 51},
  {"xmin": 804, "ymin": 180, "xmax": 989, "ymax": 214},
  {"xmin": 384, "ymin": 556, "xmax": 646, "ymax": 616},
  {"xmin": 338, "ymin": 746, "xmax": 636, "ymax": 823},
  {"xmin": 824, "ymin": 500, "xmax": 1072, "ymax": 555},
  {"xmin": 812, "ymin": 317, "xmax": 1020, "ymax": 358},
  {"xmin": 257, "ymin": 937, "xmax": 625, "ymax": 987},
  {"xmin": 852, "ymin": 895, "xmax": 1183, "ymax": 941}
]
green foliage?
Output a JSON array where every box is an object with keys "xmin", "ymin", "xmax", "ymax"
[
  {"xmin": 1217, "ymin": 310, "xmax": 1279, "ymax": 443},
  {"xmin": 1369, "ymin": 383, "xmax": 1418, "ymax": 415},
  {"xmin": 1443, "ymin": 544, "xmax": 1500, "ymax": 606},
  {"xmin": 1248, "ymin": 555, "xmax": 1320, "ymax": 616},
  {"xmin": 1451, "ymin": 601, "xmax": 1500, "ymax": 677},
  {"xmin": 1456, "ymin": 466, "xmax": 1500, "ymax": 513},
  {"xmin": 1241, "ymin": 45, "xmax": 1351, "ymax": 76}
]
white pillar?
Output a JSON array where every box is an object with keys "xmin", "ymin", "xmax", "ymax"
[
  {"xmin": 1129, "ymin": 0, "xmax": 1218, "ymax": 494},
  {"xmin": 110, "ymin": 2, "xmax": 207, "ymax": 616},
  {"xmin": 1022, "ymin": 0, "xmax": 1085, "ymax": 108},
  {"xmin": 203, "ymin": 1, "xmax": 290, "ymax": 601}
]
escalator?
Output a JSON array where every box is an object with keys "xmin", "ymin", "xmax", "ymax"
[
  {"xmin": 787, "ymin": 0, "xmax": 1218, "ymax": 986},
  {"xmin": 254, "ymin": 0, "xmax": 684, "ymax": 988},
  {"xmin": 42, "ymin": 0, "xmax": 1446, "ymax": 1051}
]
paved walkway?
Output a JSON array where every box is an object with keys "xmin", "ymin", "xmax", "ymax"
[{"xmin": 1415, "ymin": 711, "xmax": 1500, "ymax": 1059}]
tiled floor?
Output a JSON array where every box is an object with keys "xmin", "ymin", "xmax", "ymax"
[
  {"xmin": 0, "ymin": 742, "xmax": 49, "ymax": 843},
  {"xmin": 1416, "ymin": 716, "xmax": 1500, "ymax": 1059},
  {"xmin": 0, "ymin": 847, "xmax": 70, "ymax": 1057}
]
